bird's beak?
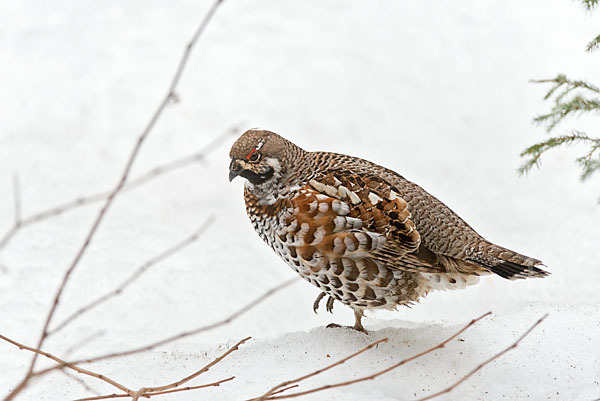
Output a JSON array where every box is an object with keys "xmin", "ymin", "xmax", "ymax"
[{"xmin": 229, "ymin": 159, "xmax": 241, "ymax": 182}]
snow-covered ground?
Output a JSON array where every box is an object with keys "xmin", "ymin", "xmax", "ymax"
[{"xmin": 1, "ymin": 0, "xmax": 599, "ymax": 400}]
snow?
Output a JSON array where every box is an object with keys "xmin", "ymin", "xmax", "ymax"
[{"xmin": 1, "ymin": 0, "xmax": 599, "ymax": 400}]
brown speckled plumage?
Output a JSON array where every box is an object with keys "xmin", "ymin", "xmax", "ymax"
[{"xmin": 229, "ymin": 129, "xmax": 549, "ymax": 331}]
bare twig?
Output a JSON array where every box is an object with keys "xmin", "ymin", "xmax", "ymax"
[
  {"xmin": 252, "ymin": 312, "xmax": 546, "ymax": 401},
  {"xmin": 4, "ymin": 1, "xmax": 226, "ymax": 400},
  {"xmin": 251, "ymin": 338, "xmax": 388, "ymax": 400},
  {"xmin": 49, "ymin": 216, "xmax": 215, "ymax": 336},
  {"xmin": 132, "ymin": 337, "xmax": 249, "ymax": 395},
  {"xmin": 251, "ymin": 312, "xmax": 491, "ymax": 401},
  {"xmin": 74, "ymin": 377, "xmax": 234, "ymax": 401},
  {"xmin": 0, "ymin": 125, "xmax": 238, "ymax": 252},
  {"xmin": 270, "ymin": 385, "xmax": 300, "ymax": 397},
  {"xmin": 0, "ymin": 334, "xmax": 132, "ymax": 395},
  {"xmin": 416, "ymin": 314, "xmax": 548, "ymax": 401},
  {"xmin": 2, "ymin": 335, "xmax": 246, "ymax": 400},
  {"xmin": 75, "ymin": 337, "xmax": 248, "ymax": 400}
]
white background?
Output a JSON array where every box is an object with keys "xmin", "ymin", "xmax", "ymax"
[{"xmin": 0, "ymin": 1, "xmax": 599, "ymax": 400}]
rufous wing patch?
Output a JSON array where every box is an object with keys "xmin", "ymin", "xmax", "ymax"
[{"xmin": 305, "ymin": 171, "xmax": 422, "ymax": 265}]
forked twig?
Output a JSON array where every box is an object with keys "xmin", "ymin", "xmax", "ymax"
[
  {"xmin": 74, "ymin": 377, "xmax": 234, "ymax": 401},
  {"xmin": 49, "ymin": 216, "xmax": 215, "ymax": 335},
  {"xmin": 1, "ymin": 334, "xmax": 247, "ymax": 400},
  {"xmin": 130, "ymin": 337, "xmax": 249, "ymax": 396},
  {"xmin": 251, "ymin": 312, "xmax": 492, "ymax": 400},
  {"xmin": 270, "ymin": 385, "xmax": 300, "ymax": 397},
  {"xmin": 0, "ymin": 334, "xmax": 132, "ymax": 395},
  {"xmin": 251, "ymin": 338, "xmax": 389, "ymax": 400},
  {"xmin": 416, "ymin": 314, "xmax": 548, "ymax": 401}
]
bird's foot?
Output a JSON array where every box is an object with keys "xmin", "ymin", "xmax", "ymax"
[
  {"xmin": 313, "ymin": 292, "xmax": 336, "ymax": 314},
  {"xmin": 325, "ymin": 322, "xmax": 368, "ymax": 334}
]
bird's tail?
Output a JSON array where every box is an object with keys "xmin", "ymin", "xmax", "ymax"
[
  {"xmin": 466, "ymin": 242, "xmax": 550, "ymax": 280},
  {"xmin": 486, "ymin": 260, "xmax": 549, "ymax": 280}
]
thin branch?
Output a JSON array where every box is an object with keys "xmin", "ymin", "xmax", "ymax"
[
  {"xmin": 138, "ymin": 377, "xmax": 235, "ymax": 398},
  {"xmin": 251, "ymin": 338, "xmax": 388, "ymax": 400},
  {"xmin": 135, "ymin": 337, "xmax": 249, "ymax": 395},
  {"xmin": 416, "ymin": 314, "xmax": 548, "ymax": 401},
  {"xmin": 251, "ymin": 312, "xmax": 491, "ymax": 401},
  {"xmin": 74, "ymin": 377, "xmax": 234, "ymax": 401},
  {"xmin": 5, "ymin": 1, "xmax": 226, "ymax": 399},
  {"xmin": 1, "ymin": 334, "xmax": 246, "ymax": 400},
  {"xmin": 0, "ymin": 334, "xmax": 132, "ymax": 396},
  {"xmin": 270, "ymin": 385, "xmax": 300, "ymax": 397},
  {"xmin": 74, "ymin": 337, "xmax": 247, "ymax": 400},
  {"xmin": 0, "ymin": 124, "xmax": 239, "ymax": 252},
  {"xmin": 49, "ymin": 216, "xmax": 215, "ymax": 335}
]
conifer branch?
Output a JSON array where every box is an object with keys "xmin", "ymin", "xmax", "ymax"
[
  {"xmin": 531, "ymin": 75, "xmax": 600, "ymax": 132},
  {"xmin": 522, "ymin": 1, "xmax": 600, "ymax": 190},
  {"xmin": 534, "ymin": 96, "xmax": 600, "ymax": 131},
  {"xmin": 519, "ymin": 131, "xmax": 600, "ymax": 179},
  {"xmin": 581, "ymin": 0, "xmax": 599, "ymax": 11},
  {"xmin": 523, "ymin": 72, "xmax": 600, "ymax": 185},
  {"xmin": 586, "ymin": 34, "xmax": 600, "ymax": 52}
]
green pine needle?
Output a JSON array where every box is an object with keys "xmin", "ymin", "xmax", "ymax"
[
  {"xmin": 586, "ymin": 34, "xmax": 600, "ymax": 52},
  {"xmin": 533, "ymin": 95, "xmax": 600, "ymax": 132},
  {"xmin": 522, "ymin": 1, "xmax": 600, "ymax": 198},
  {"xmin": 581, "ymin": 0, "xmax": 599, "ymax": 11},
  {"xmin": 519, "ymin": 132, "xmax": 600, "ymax": 181}
]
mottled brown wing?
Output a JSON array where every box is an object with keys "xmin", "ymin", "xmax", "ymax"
[{"xmin": 278, "ymin": 170, "xmax": 444, "ymax": 274}]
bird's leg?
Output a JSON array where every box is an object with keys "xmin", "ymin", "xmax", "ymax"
[
  {"xmin": 353, "ymin": 309, "xmax": 366, "ymax": 332},
  {"xmin": 326, "ymin": 296, "xmax": 335, "ymax": 313},
  {"xmin": 312, "ymin": 292, "xmax": 326, "ymax": 314},
  {"xmin": 325, "ymin": 309, "xmax": 367, "ymax": 333}
]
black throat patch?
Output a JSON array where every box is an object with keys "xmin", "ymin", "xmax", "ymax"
[{"xmin": 241, "ymin": 167, "xmax": 275, "ymax": 185}]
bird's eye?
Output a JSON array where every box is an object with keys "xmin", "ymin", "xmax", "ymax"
[{"xmin": 246, "ymin": 149, "xmax": 261, "ymax": 162}]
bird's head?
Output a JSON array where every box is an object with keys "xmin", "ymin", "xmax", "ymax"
[{"xmin": 229, "ymin": 129, "xmax": 302, "ymax": 196}]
